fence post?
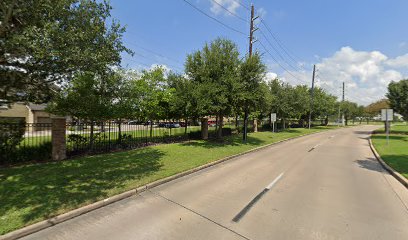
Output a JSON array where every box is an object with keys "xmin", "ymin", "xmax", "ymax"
[
  {"xmin": 52, "ymin": 117, "xmax": 66, "ymax": 161},
  {"xmin": 201, "ymin": 118, "xmax": 208, "ymax": 140}
]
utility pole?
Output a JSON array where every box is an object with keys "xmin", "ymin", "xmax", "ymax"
[
  {"xmin": 308, "ymin": 65, "xmax": 316, "ymax": 129},
  {"xmin": 243, "ymin": 4, "xmax": 258, "ymax": 142}
]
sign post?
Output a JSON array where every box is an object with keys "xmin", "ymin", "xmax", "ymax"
[
  {"xmin": 271, "ymin": 113, "xmax": 277, "ymax": 133},
  {"xmin": 381, "ymin": 109, "xmax": 393, "ymax": 145}
]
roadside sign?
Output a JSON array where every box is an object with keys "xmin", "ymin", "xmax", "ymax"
[
  {"xmin": 381, "ymin": 109, "xmax": 393, "ymax": 121},
  {"xmin": 271, "ymin": 113, "xmax": 276, "ymax": 122},
  {"xmin": 271, "ymin": 113, "xmax": 277, "ymax": 132},
  {"xmin": 381, "ymin": 109, "xmax": 393, "ymax": 145}
]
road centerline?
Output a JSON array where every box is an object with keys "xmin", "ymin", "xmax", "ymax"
[{"xmin": 233, "ymin": 172, "xmax": 285, "ymax": 223}]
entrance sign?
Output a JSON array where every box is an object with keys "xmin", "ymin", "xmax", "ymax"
[
  {"xmin": 381, "ymin": 109, "xmax": 393, "ymax": 145},
  {"xmin": 381, "ymin": 109, "xmax": 393, "ymax": 121},
  {"xmin": 271, "ymin": 113, "xmax": 277, "ymax": 132}
]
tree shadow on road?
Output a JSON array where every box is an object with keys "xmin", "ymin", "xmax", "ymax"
[{"xmin": 354, "ymin": 158, "xmax": 387, "ymax": 174}]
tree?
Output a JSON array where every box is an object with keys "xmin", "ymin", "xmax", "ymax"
[
  {"xmin": 311, "ymin": 88, "xmax": 337, "ymax": 125},
  {"xmin": 0, "ymin": 0, "xmax": 131, "ymax": 103},
  {"xmin": 185, "ymin": 38, "xmax": 241, "ymax": 139},
  {"xmin": 238, "ymin": 53, "xmax": 266, "ymax": 141},
  {"xmin": 139, "ymin": 67, "xmax": 174, "ymax": 137},
  {"xmin": 387, "ymin": 80, "xmax": 408, "ymax": 120},
  {"xmin": 167, "ymin": 73, "xmax": 198, "ymax": 134},
  {"xmin": 365, "ymin": 99, "xmax": 390, "ymax": 118},
  {"xmin": 341, "ymin": 101, "xmax": 359, "ymax": 125},
  {"xmin": 48, "ymin": 71, "xmax": 118, "ymax": 148}
]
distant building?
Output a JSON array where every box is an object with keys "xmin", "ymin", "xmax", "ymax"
[{"xmin": 0, "ymin": 102, "xmax": 52, "ymax": 124}]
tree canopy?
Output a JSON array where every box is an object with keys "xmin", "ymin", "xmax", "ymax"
[
  {"xmin": 387, "ymin": 79, "xmax": 408, "ymax": 120},
  {"xmin": 0, "ymin": 0, "xmax": 130, "ymax": 103}
]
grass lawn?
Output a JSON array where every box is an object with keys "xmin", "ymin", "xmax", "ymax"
[
  {"xmin": 0, "ymin": 126, "xmax": 335, "ymax": 235},
  {"xmin": 371, "ymin": 124, "xmax": 408, "ymax": 180}
]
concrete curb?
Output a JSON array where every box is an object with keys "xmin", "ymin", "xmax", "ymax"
[
  {"xmin": 369, "ymin": 134, "xmax": 408, "ymax": 189},
  {"xmin": 0, "ymin": 128, "xmax": 334, "ymax": 240}
]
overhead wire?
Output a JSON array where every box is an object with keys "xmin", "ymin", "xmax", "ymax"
[
  {"xmin": 182, "ymin": 0, "xmax": 247, "ymax": 36},
  {"xmin": 210, "ymin": 0, "xmax": 248, "ymax": 23},
  {"xmin": 257, "ymin": 40, "xmax": 308, "ymax": 85}
]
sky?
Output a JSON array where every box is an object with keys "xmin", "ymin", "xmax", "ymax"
[{"xmin": 110, "ymin": 0, "xmax": 408, "ymax": 106}]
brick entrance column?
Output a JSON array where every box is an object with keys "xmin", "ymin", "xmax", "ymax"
[{"xmin": 52, "ymin": 117, "xmax": 66, "ymax": 161}]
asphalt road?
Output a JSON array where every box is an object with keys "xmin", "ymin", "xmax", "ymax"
[{"xmin": 22, "ymin": 126, "xmax": 408, "ymax": 240}]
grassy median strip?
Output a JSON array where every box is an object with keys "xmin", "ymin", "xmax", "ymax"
[
  {"xmin": 0, "ymin": 126, "xmax": 334, "ymax": 235},
  {"xmin": 371, "ymin": 124, "xmax": 408, "ymax": 180}
]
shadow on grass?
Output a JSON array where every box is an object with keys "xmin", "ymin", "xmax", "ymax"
[
  {"xmin": 180, "ymin": 135, "xmax": 267, "ymax": 148},
  {"xmin": 0, "ymin": 147, "xmax": 164, "ymax": 230},
  {"xmin": 371, "ymin": 135, "xmax": 408, "ymax": 142}
]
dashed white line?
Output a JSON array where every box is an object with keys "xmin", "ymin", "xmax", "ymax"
[{"xmin": 266, "ymin": 172, "xmax": 285, "ymax": 190}]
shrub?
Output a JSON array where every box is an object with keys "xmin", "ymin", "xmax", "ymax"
[{"xmin": 0, "ymin": 121, "xmax": 25, "ymax": 164}]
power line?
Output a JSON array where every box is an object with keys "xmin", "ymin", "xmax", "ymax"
[
  {"xmin": 259, "ymin": 18, "xmax": 306, "ymax": 70},
  {"xmin": 258, "ymin": 28, "xmax": 304, "ymax": 73},
  {"xmin": 210, "ymin": 0, "xmax": 248, "ymax": 23},
  {"xmin": 182, "ymin": 0, "xmax": 246, "ymax": 36},
  {"xmin": 230, "ymin": 0, "xmax": 250, "ymax": 11},
  {"xmin": 257, "ymin": 40, "xmax": 307, "ymax": 85},
  {"xmin": 126, "ymin": 42, "xmax": 184, "ymax": 65}
]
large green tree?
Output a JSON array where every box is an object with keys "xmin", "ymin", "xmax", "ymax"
[
  {"xmin": 185, "ymin": 38, "xmax": 241, "ymax": 139},
  {"xmin": 387, "ymin": 80, "xmax": 408, "ymax": 120},
  {"xmin": 0, "ymin": 0, "xmax": 130, "ymax": 103},
  {"xmin": 238, "ymin": 53, "xmax": 267, "ymax": 141}
]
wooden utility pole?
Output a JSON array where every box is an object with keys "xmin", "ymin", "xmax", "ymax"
[
  {"xmin": 308, "ymin": 65, "xmax": 316, "ymax": 129},
  {"xmin": 243, "ymin": 4, "xmax": 258, "ymax": 142}
]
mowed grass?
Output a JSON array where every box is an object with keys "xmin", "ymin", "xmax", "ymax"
[
  {"xmin": 372, "ymin": 124, "xmax": 408, "ymax": 180},
  {"xmin": 0, "ymin": 126, "xmax": 334, "ymax": 235}
]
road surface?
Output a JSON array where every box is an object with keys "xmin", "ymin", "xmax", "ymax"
[{"xmin": 22, "ymin": 126, "xmax": 408, "ymax": 240}]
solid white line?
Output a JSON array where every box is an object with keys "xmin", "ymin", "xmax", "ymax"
[{"xmin": 266, "ymin": 172, "xmax": 284, "ymax": 190}]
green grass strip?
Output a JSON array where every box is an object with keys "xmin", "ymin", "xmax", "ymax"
[{"xmin": 371, "ymin": 125, "xmax": 408, "ymax": 181}]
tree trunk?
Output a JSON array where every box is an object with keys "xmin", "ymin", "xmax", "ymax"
[
  {"xmin": 150, "ymin": 120, "xmax": 153, "ymax": 139},
  {"xmin": 269, "ymin": 112, "xmax": 272, "ymax": 128},
  {"xmin": 90, "ymin": 120, "xmax": 94, "ymax": 151},
  {"xmin": 243, "ymin": 110, "xmax": 248, "ymax": 142},
  {"xmin": 201, "ymin": 117, "xmax": 208, "ymax": 140},
  {"xmin": 118, "ymin": 120, "xmax": 122, "ymax": 144},
  {"xmin": 282, "ymin": 118, "xmax": 285, "ymax": 130},
  {"xmin": 217, "ymin": 113, "xmax": 223, "ymax": 139},
  {"xmin": 184, "ymin": 118, "xmax": 188, "ymax": 135},
  {"xmin": 235, "ymin": 115, "xmax": 239, "ymax": 129}
]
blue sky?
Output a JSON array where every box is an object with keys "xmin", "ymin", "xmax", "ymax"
[{"xmin": 111, "ymin": 0, "xmax": 408, "ymax": 105}]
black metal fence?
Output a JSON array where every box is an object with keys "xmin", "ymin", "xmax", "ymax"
[
  {"xmin": 0, "ymin": 122, "xmax": 52, "ymax": 165},
  {"xmin": 0, "ymin": 120, "xmax": 247, "ymax": 165},
  {"xmin": 65, "ymin": 121, "xmax": 197, "ymax": 157}
]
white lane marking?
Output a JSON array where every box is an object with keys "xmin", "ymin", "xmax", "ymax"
[
  {"xmin": 266, "ymin": 172, "xmax": 284, "ymax": 190},
  {"xmin": 329, "ymin": 135, "xmax": 336, "ymax": 139},
  {"xmin": 312, "ymin": 144, "xmax": 320, "ymax": 149}
]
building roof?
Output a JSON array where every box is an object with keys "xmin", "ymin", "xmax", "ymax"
[{"xmin": 27, "ymin": 103, "xmax": 47, "ymax": 111}]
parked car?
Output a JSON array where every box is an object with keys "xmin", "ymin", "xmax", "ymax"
[
  {"xmin": 128, "ymin": 120, "xmax": 139, "ymax": 125},
  {"xmin": 167, "ymin": 123, "xmax": 180, "ymax": 128}
]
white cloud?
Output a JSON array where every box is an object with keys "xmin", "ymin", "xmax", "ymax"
[
  {"xmin": 269, "ymin": 47, "xmax": 407, "ymax": 105},
  {"xmin": 399, "ymin": 42, "xmax": 407, "ymax": 48},
  {"xmin": 263, "ymin": 72, "xmax": 278, "ymax": 83},
  {"xmin": 386, "ymin": 54, "xmax": 408, "ymax": 68},
  {"xmin": 209, "ymin": 0, "xmax": 240, "ymax": 15}
]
